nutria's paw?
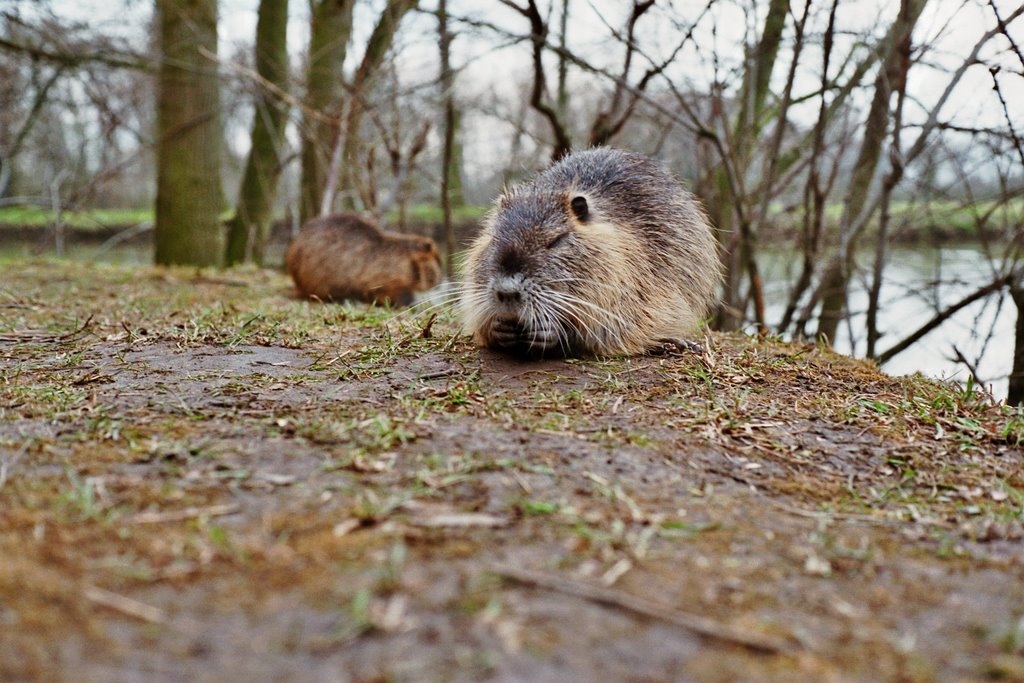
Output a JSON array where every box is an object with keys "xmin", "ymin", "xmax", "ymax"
[
  {"xmin": 490, "ymin": 317, "xmax": 561, "ymax": 356},
  {"xmin": 490, "ymin": 317, "xmax": 524, "ymax": 347},
  {"xmin": 649, "ymin": 338, "xmax": 703, "ymax": 356}
]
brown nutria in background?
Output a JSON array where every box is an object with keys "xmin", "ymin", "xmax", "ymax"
[
  {"xmin": 460, "ymin": 147, "xmax": 722, "ymax": 357},
  {"xmin": 286, "ymin": 213, "xmax": 442, "ymax": 306}
]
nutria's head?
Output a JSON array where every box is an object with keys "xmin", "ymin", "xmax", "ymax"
[
  {"xmin": 459, "ymin": 185, "xmax": 619, "ymax": 357},
  {"xmin": 460, "ymin": 147, "xmax": 723, "ymax": 358},
  {"xmin": 408, "ymin": 236, "xmax": 443, "ymax": 292}
]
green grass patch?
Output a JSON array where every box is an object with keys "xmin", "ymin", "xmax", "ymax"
[
  {"xmin": 386, "ymin": 204, "xmax": 489, "ymax": 224},
  {"xmin": 519, "ymin": 499, "xmax": 560, "ymax": 516},
  {"xmin": 0, "ymin": 206, "xmax": 153, "ymax": 230},
  {"xmin": 768, "ymin": 198, "xmax": 1023, "ymax": 238}
]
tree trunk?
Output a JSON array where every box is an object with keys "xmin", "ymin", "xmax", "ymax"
[
  {"xmin": 778, "ymin": 0, "xmax": 838, "ymax": 336},
  {"xmin": 335, "ymin": 0, "xmax": 420, "ymax": 211},
  {"xmin": 1010, "ymin": 286, "xmax": 1024, "ymax": 405},
  {"xmin": 446, "ymin": 107, "xmax": 465, "ymax": 208},
  {"xmin": 866, "ymin": 85, "xmax": 908, "ymax": 357},
  {"xmin": 510, "ymin": 0, "xmax": 571, "ymax": 161},
  {"xmin": 225, "ymin": 0, "xmax": 290, "ymax": 266},
  {"xmin": 0, "ymin": 154, "xmax": 9, "ymax": 199},
  {"xmin": 735, "ymin": 0, "xmax": 788, "ymax": 148},
  {"xmin": 154, "ymin": 0, "xmax": 224, "ymax": 267},
  {"xmin": 815, "ymin": 0, "xmax": 928, "ymax": 343},
  {"xmin": 299, "ymin": 0, "xmax": 356, "ymax": 224},
  {"xmin": 438, "ymin": 0, "xmax": 456, "ymax": 279},
  {"xmin": 556, "ymin": 0, "xmax": 570, "ymax": 122},
  {"xmin": 711, "ymin": 0, "xmax": 788, "ymax": 331}
]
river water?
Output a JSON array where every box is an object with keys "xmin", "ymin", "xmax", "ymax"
[
  {"xmin": 2, "ymin": 239, "xmax": 1014, "ymax": 400},
  {"xmin": 759, "ymin": 244, "xmax": 1014, "ymax": 400}
]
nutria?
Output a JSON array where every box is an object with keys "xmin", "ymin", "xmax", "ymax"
[
  {"xmin": 286, "ymin": 213, "xmax": 442, "ymax": 306},
  {"xmin": 459, "ymin": 147, "xmax": 722, "ymax": 357}
]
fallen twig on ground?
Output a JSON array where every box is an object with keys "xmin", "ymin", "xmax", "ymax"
[
  {"xmin": 768, "ymin": 499, "xmax": 956, "ymax": 529},
  {"xmin": 84, "ymin": 585, "xmax": 167, "ymax": 624},
  {"xmin": 126, "ymin": 503, "xmax": 240, "ymax": 525},
  {"xmin": 0, "ymin": 314, "xmax": 93, "ymax": 343},
  {"xmin": 486, "ymin": 564, "xmax": 794, "ymax": 654}
]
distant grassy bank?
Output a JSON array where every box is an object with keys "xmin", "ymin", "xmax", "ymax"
[
  {"xmin": 0, "ymin": 199, "xmax": 1015, "ymax": 244},
  {"xmin": 772, "ymin": 198, "xmax": 1020, "ymax": 241},
  {"xmin": 0, "ymin": 204, "xmax": 489, "ymax": 230},
  {"xmin": 0, "ymin": 205, "xmax": 488, "ymax": 245},
  {"xmin": 0, "ymin": 206, "xmax": 152, "ymax": 231}
]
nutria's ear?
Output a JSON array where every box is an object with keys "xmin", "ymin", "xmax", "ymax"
[{"xmin": 570, "ymin": 195, "xmax": 589, "ymax": 222}]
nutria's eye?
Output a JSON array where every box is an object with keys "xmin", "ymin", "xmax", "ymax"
[
  {"xmin": 547, "ymin": 232, "xmax": 570, "ymax": 249},
  {"xmin": 570, "ymin": 196, "xmax": 589, "ymax": 222}
]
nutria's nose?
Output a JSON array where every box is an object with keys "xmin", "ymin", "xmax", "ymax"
[
  {"xmin": 495, "ymin": 288, "xmax": 521, "ymax": 304},
  {"xmin": 492, "ymin": 274, "xmax": 524, "ymax": 306}
]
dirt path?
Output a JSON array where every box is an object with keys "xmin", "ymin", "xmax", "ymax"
[{"xmin": 2, "ymin": 261, "xmax": 1023, "ymax": 682}]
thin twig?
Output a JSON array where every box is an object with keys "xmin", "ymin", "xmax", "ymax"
[
  {"xmin": 769, "ymin": 499, "xmax": 954, "ymax": 529},
  {"xmin": 189, "ymin": 275, "xmax": 250, "ymax": 288},
  {"xmin": 84, "ymin": 585, "xmax": 167, "ymax": 624},
  {"xmin": 875, "ymin": 274, "xmax": 1014, "ymax": 365},
  {"xmin": 487, "ymin": 563, "xmax": 793, "ymax": 654},
  {"xmin": 126, "ymin": 503, "xmax": 240, "ymax": 525},
  {"xmin": 0, "ymin": 314, "xmax": 93, "ymax": 343},
  {"xmin": 950, "ymin": 345, "xmax": 984, "ymax": 388},
  {"xmin": 417, "ymin": 368, "xmax": 458, "ymax": 381}
]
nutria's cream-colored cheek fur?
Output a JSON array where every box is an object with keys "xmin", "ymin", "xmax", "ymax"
[
  {"xmin": 458, "ymin": 228, "xmax": 496, "ymax": 338},
  {"xmin": 572, "ymin": 218, "xmax": 619, "ymax": 240}
]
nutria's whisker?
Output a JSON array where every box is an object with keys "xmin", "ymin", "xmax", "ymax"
[
  {"xmin": 407, "ymin": 287, "xmax": 474, "ymax": 317},
  {"xmin": 526, "ymin": 299, "xmax": 545, "ymax": 351},
  {"xmin": 537, "ymin": 291, "xmax": 612, "ymax": 349},
  {"xmin": 544, "ymin": 276, "xmax": 623, "ymax": 293},
  {"xmin": 533, "ymin": 298, "xmax": 568, "ymax": 357},
  {"xmin": 544, "ymin": 290, "xmax": 631, "ymax": 333}
]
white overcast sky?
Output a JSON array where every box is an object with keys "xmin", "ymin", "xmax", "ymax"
[
  {"xmin": 45, "ymin": 0, "xmax": 1023, "ymax": 110},
  {"xmin": 36, "ymin": 0, "xmax": 1024, "ymax": 175}
]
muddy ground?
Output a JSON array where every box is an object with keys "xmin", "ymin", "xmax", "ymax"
[{"xmin": 1, "ymin": 260, "xmax": 1023, "ymax": 682}]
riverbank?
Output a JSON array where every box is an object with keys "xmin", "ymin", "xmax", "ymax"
[
  {"xmin": 2, "ymin": 260, "xmax": 1023, "ymax": 681},
  {"xmin": 2, "ymin": 218, "xmax": 1013, "ymax": 401},
  {"xmin": 0, "ymin": 197, "xmax": 1013, "ymax": 254},
  {"xmin": 0, "ymin": 216, "xmax": 482, "ymax": 269}
]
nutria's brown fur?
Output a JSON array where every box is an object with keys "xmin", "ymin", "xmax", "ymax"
[
  {"xmin": 286, "ymin": 213, "xmax": 442, "ymax": 306},
  {"xmin": 460, "ymin": 148, "xmax": 722, "ymax": 357}
]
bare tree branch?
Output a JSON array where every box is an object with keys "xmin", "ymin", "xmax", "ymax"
[
  {"xmin": 876, "ymin": 274, "xmax": 1015, "ymax": 365},
  {"xmin": 0, "ymin": 33, "xmax": 150, "ymax": 72},
  {"xmin": 504, "ymin": 0, "xmax": 573, "ymax": 160}
]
